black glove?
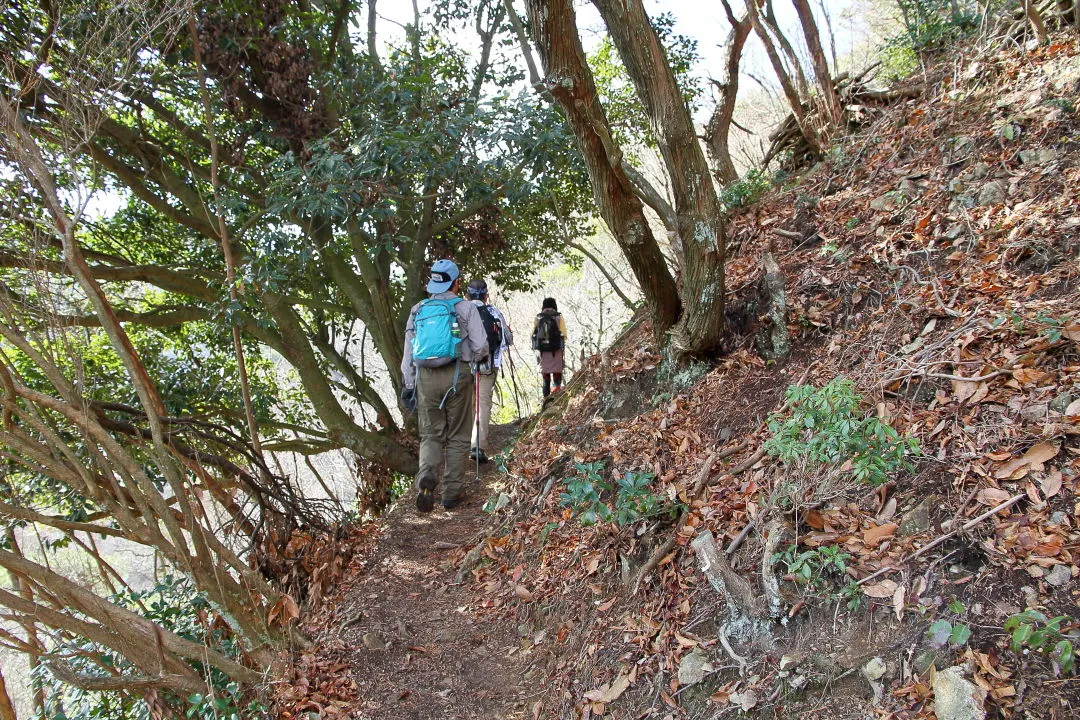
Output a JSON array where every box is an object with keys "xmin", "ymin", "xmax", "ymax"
[{"xmin": 400, "ymin": 386, "xmax": 417, "ymax": 413}]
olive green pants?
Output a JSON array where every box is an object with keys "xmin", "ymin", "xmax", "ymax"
[{"xmin": 416, "ymin": 362, "xmax": 474, "ymax": 503}]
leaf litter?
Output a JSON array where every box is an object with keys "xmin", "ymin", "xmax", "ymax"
[{"xmin": 277, "ymin": 34, "xmax": 1080, "ymax": 720}]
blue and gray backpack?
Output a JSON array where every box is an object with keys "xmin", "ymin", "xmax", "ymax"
[{"xmin": 411, "ymin": 298, "xmax": 463, "ymax": 368}]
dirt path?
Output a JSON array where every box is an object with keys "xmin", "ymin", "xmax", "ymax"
[{"xmin": 334, "ymin": 425, "xmax": 529, "ymax": 720}]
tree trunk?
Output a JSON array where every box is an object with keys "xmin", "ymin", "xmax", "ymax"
[
  {"xmin": 744, "ymin": 0, "xmax": 820, "ymax": 153},
  {"xmin": 791, "ymin": 0, "xmax": 843, "ymax": 129},
  {"xmin": 706, "ymin": 8, "xmax": 752, "ymax": 185},
  {"xmin": 591, "ymin": 0, "xmax": 728, "ymax": 355},
  {"xmin": 1023, "ymin": 0, "xmax": 1049, "ymax": 41},
  {"xmin": 523, "ymin": 0, "xmax": 681, "ymax": 338},
  {"xmin": 0, "ymin": 668, "xmax": 16, "ymax": 720}
]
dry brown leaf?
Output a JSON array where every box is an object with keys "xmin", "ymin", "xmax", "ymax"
[
  {"xmin": 1023, "ymin": 441, "xmax": 1059, "ymax": 470},
  {"xmin": 674, "ymin": 633, "xmax": 698, "ymax": 648},
  {"xmin": 863, "ymin": 522, "xmax": 898, "ymax": 548},
  {"xmin": 893, "ymin": 585, "xmax": 906, "ymax": 622},
  {"xmin": 583, "ymin": 674, "xmax": 631, "ymax": 703},
  {"xmin": 953, "ymin": 379, "xmax": 982, "ymax": 403},
  {"xmin": 514, "ymin": 585, "xmax": 535, "ymax": 602},
  {"xmin": 863, "ymin": 578, "xmax": 899, "ymax": 598},
  {"xmin": 1041, "ymin": 469, "xmax": 1063, "ymax": 499},
  {"xmin": 1065, "ymin": 398, "xmax": 1080, "ymax": 416},
  {"xmin": 977, "ymin": 487, "xmax": 1013, "ymax": 506}
]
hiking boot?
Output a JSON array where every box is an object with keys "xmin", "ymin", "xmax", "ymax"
[
  {"xmin": 441, "ymin": 488, "xmax": 466, "ymax": 510},
  {"xmin": 416, "ymin": 474, "xmax": 436, "ymax": 513},
  {"xmin": 470, "ymin": 448, "xmax": 489, "ymax": 464}
]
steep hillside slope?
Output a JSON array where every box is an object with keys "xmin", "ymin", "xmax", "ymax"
[{"xmin": 459, "ymin": 36, "xmax": 1080, "ymax": 720}]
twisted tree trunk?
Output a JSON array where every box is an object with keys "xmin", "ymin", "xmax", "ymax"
[
  {"xmin": 523, "ymin": 0, "xmax": 681, "ymax": 338},
  {"xmin": 592, "ymin": 0, "xmax": 728, "ymax": 355}
]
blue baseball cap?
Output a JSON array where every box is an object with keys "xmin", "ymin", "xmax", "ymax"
[{"xmin": 426, "ymin": 259, "xmax": 460, "ymax": 294}]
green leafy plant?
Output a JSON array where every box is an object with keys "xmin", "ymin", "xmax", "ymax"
[
  {"xmin": 928, "ymin": 619, "xmax": 972, "ymax": 650},
  {"xmin": 1005, "ymin": 610, "xmax": 1076, "ymax": 675},
  {"xmin": 720, "ymin": 169, "xmax": 772, "ymax": 211},
  {"xmin": 775, "ymin": 544, "xmax": 851, "ymax": 592},
  {"xmin": 764, "ymin": 377, "xmax": 919, "ymax": 486},
  {"xmin": 613, "ymin": 470, "xmax": 681, "ymax": 525},
  {"xmin": 1035, "ymin": 313, "xmax": 1074, "ymax": 342},
  {"xmin": 559, "ymin": 462, "xmax": 613, "ymax": 526},
  {"xmin": 559, "ymin": 464, "xmax": 681, "ymax": 527},
  {"xmin": 837, "ymin": 581, "xmax": 863, "ymax": 611}
]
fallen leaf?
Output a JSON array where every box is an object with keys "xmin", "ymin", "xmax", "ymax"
[
  {"xmin": 597, "ymin": 597, "xmax": 617, "ymax": 612},
  {"xmin": 1041, "ymin": 469, "xmax": 1063, "ymax": 499},
  {"xmin": 514, "ymin": 585, "xmax": 535, "ymax": 602},
  {"xmin": 953, "ymin": 379, "xmax": 982, "ymax": 403},
  {"xmin": 268, "ymin": 593, "xmax": 300, "ymax": 627},
  {"xmin": 893, "ymin": 585, "xmax": 906, "ymax": 622},
  {"xmin": 674, "ymin": 633, "xmax": 698, "ymax": 648},
  {"xmin": 584, "ymin": 674, "xmax": 631, "ymax": 703},
  {"xmin": 977, "ymin": 487, "xmax": 1013, "ymax": 506},
  {"xmin": 1065, "ymin": 398, "xmax": 1080, "ymax": 416},
  {"xmin": 994, "ymin": 441, "xmax": 1060, "ymax": 479},
  {"xmin": 863, "ymin": 578, "xmax": 899, "ymax": 598},
  {"xmin": 863, "ymin": 522, "xmax": 898, "ymax": 548},
  {"xmin": 586, "ymin": 555, "xmax": 601, "ymax": 575},
  {"xmin": 1023, "ymin": 441, "xmax": 1059, "ymax": 470}
]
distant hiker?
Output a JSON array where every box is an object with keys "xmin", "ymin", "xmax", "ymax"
[
  {"xmin": 532, "ymin": 297, "xmax": 567, "ymax": 399},
  {"xmin": 400, "ymin": 259, "xmax": 489, "ymax": 512},
  {"xmin": 466, "ymin": 279, "xmax": 513, "ymax": 464}
]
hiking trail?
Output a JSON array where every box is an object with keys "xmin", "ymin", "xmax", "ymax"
[{"xmin": 302, "ymin": 424, "xmax": 532, "ymax": 720}]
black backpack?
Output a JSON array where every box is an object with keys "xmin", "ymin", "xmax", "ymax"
[
  {"xmin": 477, "ymin": 305, "xmax": 503, "ymax": 363},
  {"xmin": 533, "ymin": 312, "xmax": 563, "ymax": 352}
]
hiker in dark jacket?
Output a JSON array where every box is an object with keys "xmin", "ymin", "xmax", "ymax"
[
  {"xmin": 400, "ymin": 259, "xmax": 488, "ymax": 511},
  {"xmin": 466, "ymin": 279, "xmax": 513, "ymax": 464},
  {"xmin": 531, "ymin": 297, "xmax": 567, "ymax": 398}
]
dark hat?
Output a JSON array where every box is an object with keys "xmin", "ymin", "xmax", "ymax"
[{"xmin": 467, "ymin": 279, "xmax": 488, "ymax": 299}]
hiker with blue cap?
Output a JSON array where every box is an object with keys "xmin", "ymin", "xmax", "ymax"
[{"xmin": 400, "ymin": 259, "xmax": 489, "ymax": 512}]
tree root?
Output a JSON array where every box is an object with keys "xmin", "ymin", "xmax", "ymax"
[
  {"xmin": 692, "ymin": 529, "xmax": 758, "ymax": 616},
  {"xmin": 760, "ymin": 519, "xmax": 785, "ymax": 619}
]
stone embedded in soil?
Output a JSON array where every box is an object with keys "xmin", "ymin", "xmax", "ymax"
[
  {"xmin": 977, "ymin": 180, "xmax": 1009, "ymax": 206},
  {"xmin": 932, "ymin": 666, "xmax": 986, "ymax": 720},
  {"xmin": 1019, "ymin": 148, "xmax": 1057, "ymax": 166},
  {"xmin": 1045, "ymin": 564, "xmax": 1073, "ymax": 587},
  {"xmin": 899, "ymin": 498, "xmax": 933, "ymax": 536},
  {"xmin": 678, "ymin": 647, "xmax": 712, "ymax": 686},
  {"xmin": 862, "ymin": 657, "xmax": 887, "ymax": 682},
  {"xmin": 363, "ymin": 632, "xmax": 386, "ymax": 650}
]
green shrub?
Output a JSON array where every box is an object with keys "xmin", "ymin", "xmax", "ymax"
[
  {"xmin": 878, "ymin": 0, "xmax": 981, "ymax": 82},
  {"xmin": 764, "ymin": 377, "xmax": 919, "ymax": 486},
  {"xmin": 775, "ymin": 543, "xmax": 851, "ymax": 591},
  {"xmin": 559, "ymin": 463, "xmax": 682, "ymax": 526},
  {"xmin": 1005, "ymin": 610, "xmax": 1076, "ymax": 675},
  {"xmin": 720, "ymin": 169, "xmax": 772, "ymax": 211}
]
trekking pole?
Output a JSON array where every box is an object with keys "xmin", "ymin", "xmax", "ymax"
[
  {"xmin": 474, "ymin": 363, "xmax": 481, "ymax": 479},
  {"xmin": 505, "ymin": 350, "xmax": 525, "ymax": 419}
]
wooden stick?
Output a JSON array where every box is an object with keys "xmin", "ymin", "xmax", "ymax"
[
  {"xmin": 855, "ymin": 492, "xmax": 1024, "ymax": 587},
  {"xmin": 633, "ymin": 445, "xmax": 767, "ymax": 594},
  {"xmin": 632, "ymin": 451, "xmax": 718, "ymax": 595}
]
